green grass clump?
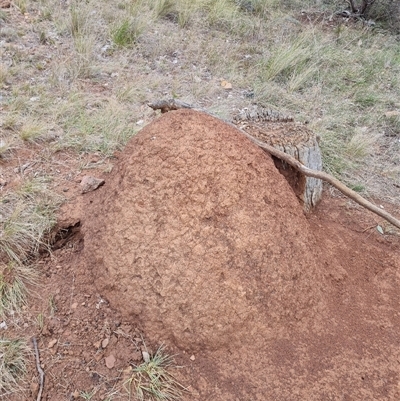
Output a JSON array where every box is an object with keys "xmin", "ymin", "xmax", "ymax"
[
  {"xmin": 124, "ymin": 345, "xmax": 186, "ymax": 401},
  {"xmin": 111, "ymin": 18, "xmax": 145, "ymax": 47},
  {"xmin": 0, "ymin": 338, "xmax": 29, "ymax": 396},
  {"xmin": 56, "ymin": 95, "xmax": 139, "ymax": 155},
  {"xmin": 0, "ymin": 179, "xmax": 60, "ymax": 266}
]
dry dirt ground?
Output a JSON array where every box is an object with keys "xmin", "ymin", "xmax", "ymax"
[{"xmin": 3, "ymin": 109, "xmax": 400, "ymax": 400}]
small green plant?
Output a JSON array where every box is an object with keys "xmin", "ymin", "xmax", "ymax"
[
  {"xmin": 0, "ymin": 338, "xmax": 29, "ymax": 395},
  {"xmin": 111, "ymin": 18, "xmax": 144, "ymax": 47},
  {"xmin": 349, "ymin": 183, "xmax": 365, "ymax": 192},
  {"xmin": 124, "ymin": 345, "xmax": 186, "ymax": 401},
  {"xmin": 80, "ymin": 389, "xmax": 96, "ymax": 400}
]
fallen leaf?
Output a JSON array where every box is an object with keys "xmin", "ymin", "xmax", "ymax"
[
  {"xmin": 377, "ymin": 225, "xmax": 384, "ymax": 235},
  {"xmin": 220, "ymin": 79, "xmax": 232, "ymax": 90}
]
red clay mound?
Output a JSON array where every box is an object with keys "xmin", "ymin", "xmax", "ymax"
[{"xmin": 82, "ymin": 109, "xmax": 326, "ymax": 351}]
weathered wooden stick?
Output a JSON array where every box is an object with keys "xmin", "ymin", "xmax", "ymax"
[
  {"xmin": 32, "ymin": 337, "xmax": 44, "ymax": 401},
  {"xmin": 148, "ymin": 99, "xmax": 400, "ymax": 229}
]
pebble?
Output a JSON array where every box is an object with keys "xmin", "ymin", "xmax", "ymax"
[
  {"xmin": 80, "ymin": 175, "xmax": 105, "ymax": 194},
  {"xmin": 105, "ymin": 354, "xmax": 116, "ymax": 369}
]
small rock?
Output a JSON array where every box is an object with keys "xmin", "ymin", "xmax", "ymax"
[
  {"xmin": 0, "ymin": 179, "xmax": 7, "ymax": 186},
  {"xmin": 105, "ymin": 354, "xmax": 116, "ymax": 369},
  {"xmin": 48, "ymin": 339, "xmax": 57, "ymax": 348},
  {"xmin": 142, "ymin": 350, "xmax": 150, "ymax": 363},
  {"xmin": 80, "ymin": 175, "xmax": 105, "ymax": 194},
  {"xmin": 101, "ymin": 338, "xmax": 109, "ymax": 348},
  {"xmin": 0, "ymin": 321, "xmax": 7, "ymax": 329},
  {"xmin": 190, "ymin": 354, "xmax": 196, "ymax": 361},
  {"xmin": 71, "ymin": 302, "xmax": 78, "ymax": 309}
]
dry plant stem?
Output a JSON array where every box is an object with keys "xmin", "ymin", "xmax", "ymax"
[
  {"xmin": 32, "ymin": 337, "xmax": 44, "ymax": 401},
  {"xmin": 148, "ymin": 100, "xmax": 400, "ymax": 230}
]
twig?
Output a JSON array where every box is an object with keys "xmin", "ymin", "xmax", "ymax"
[
  {"xmin": 32, "ymin": 337, "xmax": 44, "ymax": 401},
  {"xmin": 147, "ymin": 99, "xmax": 400, "ymax": 229}
]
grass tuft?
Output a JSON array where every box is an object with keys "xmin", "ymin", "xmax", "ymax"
[
  {"xmin": 124, "ymin": 345, "xmax": 186, "ymax": 401},
  {"xmin": 111, "ymin": 18, "xmax": 145, "ymax": 47},
  {"xmin": 0, "ymin": 263, "xmax": 37, "ymax": 316},
  {"xmin": 0, "ymin": 179, "xmax": 60, "ymax": 266},
  {"xmin": 0, "ymin": 338, "xmax": 29, "ymax": 396}
]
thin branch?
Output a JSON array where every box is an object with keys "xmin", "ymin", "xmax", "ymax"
[{"xmin": 32, "ymin": 337, "xmax": 44, "ymax": 401}]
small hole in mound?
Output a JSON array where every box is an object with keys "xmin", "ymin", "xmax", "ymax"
[
  {"xmin": 51, "ymin": 221, "xmax": 81, "ymax": 250},
  {"xmin": 272, "ymin": 156, "xmax": 306, "ymax": 202}
]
